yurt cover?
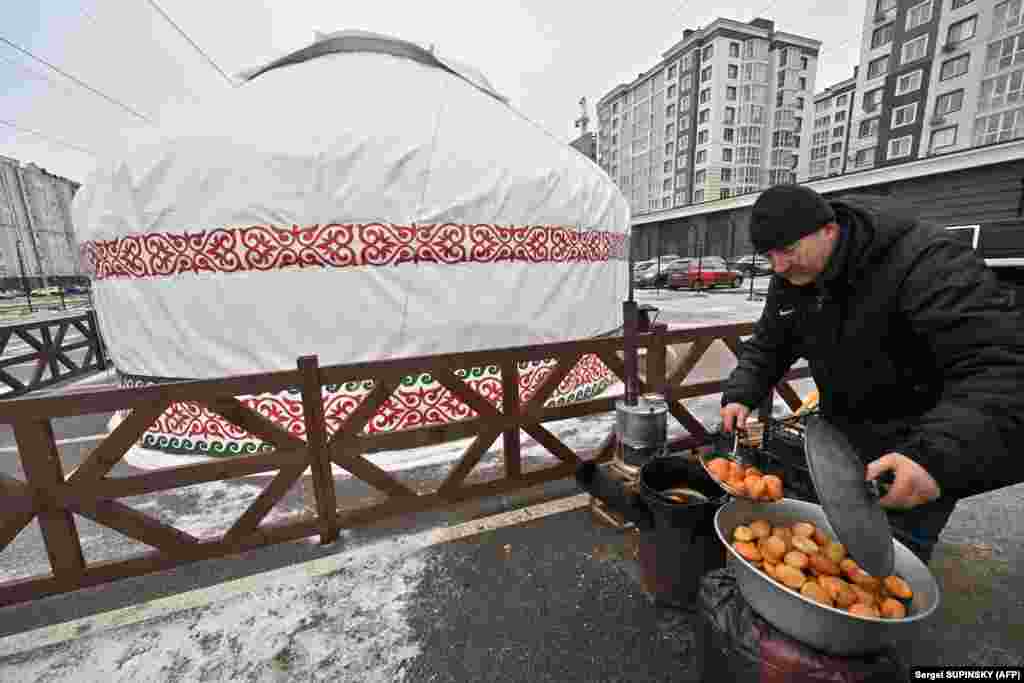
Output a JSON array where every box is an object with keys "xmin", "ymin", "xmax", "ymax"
[{"xmin": 73, "ymin": 30, "xmax": 630, "ymax": 458}]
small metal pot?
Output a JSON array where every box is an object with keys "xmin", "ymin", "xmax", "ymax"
[{"xmin": 715, "ymin": 497, "xmax": 941, "ymax": 656}]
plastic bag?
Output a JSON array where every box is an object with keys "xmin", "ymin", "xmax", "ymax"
[{"xmin": 698, "ymin": 568, "xmax": 908, "ymax": 683}]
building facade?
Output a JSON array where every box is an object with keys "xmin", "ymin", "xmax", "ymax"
[
  {"xmin": 805, "ymin": 71, "xmax": 858, "ymax": 180},
  {"xmin": 597, "ymin": 18, "xmax": 821, "ymax": 217},
  {"xmin": 848, "ymin": 0, "xmax": 1024, "ymax": 171},
  {"xmin": 0, "ymin": 156, "xmax": 83, "ymax": 289}
]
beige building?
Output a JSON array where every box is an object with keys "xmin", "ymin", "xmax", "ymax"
[
  {"xmin": 847, "ymin": 0, "xmax": 1024, "ymax": 171},
  {"xmin": 597, "ymin": 17, "xmax": 821, "ymax": 217},
  {"xmin": 804, "ymin": 71, "xmax": 859, "ymax": 180}
]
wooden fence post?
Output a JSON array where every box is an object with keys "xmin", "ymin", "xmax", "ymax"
[
  {"xmin": 500, "ymin": 360, "xmax": 522, "ymax": 479},
  {"xmin": 87, "ymin": 309, "xmax": 107, "ymax": 371},
  {"xmin": 297, "ymin": 355, "xmax": 339, "ymax": 544},
  {"xmin": 646, "ymin": 325, "xmax": 668, "ymax": 398}
]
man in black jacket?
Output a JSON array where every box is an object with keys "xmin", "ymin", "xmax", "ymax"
[{"xmin": 720, "ymin": 184, "xmax": 1024, "ymax": 563}]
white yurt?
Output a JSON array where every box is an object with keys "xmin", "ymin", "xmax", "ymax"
[{"xmin": 72, "ymin": 30, "xmax": 630, "ymax": 464}]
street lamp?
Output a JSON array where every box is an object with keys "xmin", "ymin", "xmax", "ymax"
[{"xmin": 14, "ymin": 239, "xmax": 33, "ymax": 314}]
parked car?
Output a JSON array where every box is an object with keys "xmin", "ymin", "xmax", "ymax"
[
  {"xmin": 635, "ymin": 258, "xmax": 693, "ymax": 288},
  {"xmin": 30, "ymin": 286, "xmax": 62, "ymax": 297},
  {"xmin": 668, "ymin": 256, "xmax": 744, "ymax": 289},
  {"xmin": 729, "ymin": 254, "xmax": 773, "ymax": 276},
  {"xmin": 66, "ymin": 284, "xmax": 90, "ymax": 295}
]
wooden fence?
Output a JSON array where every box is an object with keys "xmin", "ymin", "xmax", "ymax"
[
  {"xmin": 0, "ymin": 321, "xmax": 810, "ymax": 608},
  {"xmin": 0, "ymin": 310, "xmax": 107, "ymax": 398}
]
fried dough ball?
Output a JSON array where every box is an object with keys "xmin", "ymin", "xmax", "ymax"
[
  {"xmin": 852, "ymin": 573, "xmax": 881, "ymax": 593},
  {"xmin": 849, "ymin": 603, "xmax": 881, "ymax": 619},
  {"xmin": 759, "ymin": 535, "xmax": 787, "ymax": 562},
  {"xmin": 749, "ymin": 520, "xmax": 772, "ymax": 539},
  {"xmin": 728, "ymin": 460, "xmax": 745, "ymax": 480},
  {"xmin": 775, "ymin": 564, "xmax": 807, "ymax": 590},
  {"xmin": 811, "ymin": 527, "xmax": 831, "ymax": 548},
  {"xmin": 746, "ymin": 476, "xmax": 767, "ymax": 500},
  {"xmin": 808, "ymin": 553, "xmax": 841, "ymax": 577},
  {"xmin": 762, "ymin": 560, "xmax": 778, "ymax": 580},
  {"xmin": 745, "ymin": 467, "xmax": 763, "ymax": 478},
  {"xmin": 824, "ymin": 542, "xmax": 847, "ymax": 565},
  {"xmin": 801, "ymin": 581, "xmax": 832, "ymax": 606},
  {"xmin": 734, "ymin": 541, "xmax": 762, "ymax": 562},
  {"xmin": 733, "ymin": 525, "xmax": 755, "ymax": 542},
  {"xmin": 883, "ymin": 575, "xmax": 913, "ymax": 600},
  {"xmin": 772, "ymin": 527, "xmax": 794, "ymax": 550},
  {"xmin": 880, "ymin": 598, "xmax": 907, "ymax": 619},
  {"xmin": 727, "ymin": 477, "xmax": 748, "ymax": 496},
  {"xmin": 791, "ymin": 536, "xmax": 820, "ymax": 556},
  {"xmin": 707, "ymin": 458, "xmax": 731, "ymax": 480},
  {"xmin": 762, "ymin": 475, "xmax": 783, "ymax": 500},
  {"xmin": 783, "ymin": 550, "xmax": 809, "ymax": 570},
  {"xmin": 818, "ymin": 576, "xmax": 858, "ymax": 609},
  {"xmin": 792, "ymin": 522, "xmax": 816, "ymax": 538},
  {"xmin": 850, "ymin": 585, "xmax": 877, "ymax": 608},
  {"xmin": 840, "ymin": 558, "xmax": 860, "ymax": 581}
]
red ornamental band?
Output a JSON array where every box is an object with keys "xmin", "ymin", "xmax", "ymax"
[{"xmin": 80, "ymin": 223, "xmax": 629, "ymax": 279}]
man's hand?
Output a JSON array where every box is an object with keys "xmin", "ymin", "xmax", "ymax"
[
  {"xmin": 866, "ymin": 453, "xmax": 942, "ymax": 510},
  {"xmin": 720, "ymin": 403, "xmax": 751, "ymax": 433}
]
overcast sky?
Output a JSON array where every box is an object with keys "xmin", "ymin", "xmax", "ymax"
[{"xmin": 1, "ymin": 0, "xmax": 866, "ymax": 184}]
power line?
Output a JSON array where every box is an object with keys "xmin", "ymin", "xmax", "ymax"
[
  {"xmin": 0, "ymin": 119, "xmax": 97, "ymax": 157},
  {"xmin": 0, "ymin": 34, "xmax": 153, "ymax": 123},
  {"xmin": 145, "ymin": 0, "xmax": 237, "ymax": 88}
]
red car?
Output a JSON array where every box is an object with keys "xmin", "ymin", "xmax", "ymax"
[{"xmin": 667, "ymin": 257, "xmax": 744, "ymax": 289}]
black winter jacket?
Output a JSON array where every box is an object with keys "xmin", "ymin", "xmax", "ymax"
[{"xmin": 722, "ymin": 194, "xmax": 1024, "ymax": 500}]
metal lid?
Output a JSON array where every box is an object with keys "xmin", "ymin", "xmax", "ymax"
[{"xmin": 803, "ymin": 416, "xmax": 895, "ymax": 578}]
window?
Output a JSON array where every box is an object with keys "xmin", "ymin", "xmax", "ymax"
[
  {"xmin": 940, "ymin": 54, "xmax": 970, "ymax": 80},
  {"xmin": 868, "ymin": 55, "xmax": 890, "ymax": 79},
  {"xmin": 796, "ymin": 96, "xmax": 805, "ymax": 109},
  {"xmin": 836, "ymin": 94, "xmax": 848, "ymax": 107},
  {"xmin": 698, "ymin": 108, "xmax": 710, "ymax": 123},
  {"xmin": 832, "ymin": 111, "xmax": 845, "ymax": 123},
  {"xmin": 859, "ymin": 118, "xmax": 879, "ymax": 138},
  {"xmin": 831, "ymin": 142, "xmax": 843, "ymax": 153},
  {"xmin": 722, "ymin": 148, "xmax": 733, "ymax": 162},
  {"xmin": 701, "ymin": 66, "xmax": 713, "ymax": 83},
  {"xmin": 667, "ymin": 104, "xmax": 676, "ymax": 117},
  {"xmin": 663, "ymin": 179, "xmax": 672, "ymax": 192},
  {"xmin": 721, "ymin": 168, "xmax": 733, "ymax": 182},
  {"xmin": 896, "ymin": 70, "xmax": 923, "ymax": 95},
  {"xmin": 723, "ymin": 106, "xmax": 736, "ymax": 124},
  {"xmin": 723, "ymin": 127, "xmax": 735, "ymax": 142},
  {"xmin": 930, "ymin": 126, "xmax": 957, "ymax": 151},
  {"xmin": 728, "ymin": 64, "xmax": 739, "ymax": 79},
  {"xmin": 777, "ymin": 70, "xmax": 786, "ymax": 88},
  {"xmin": 703, "ymin": 45, "xmax": 714, "ymax": 61},
  {"xmin": 729, "ymin": 42, "xmax": 740, "ymax": 58},
  {"xmin": 779, "ymin": 49, "xmax": 789, "ymax": 67},
  {"xmin": 979, "ymin": 69, "xmax": 1024, "ymax": 111},
  {"xmin": 872, "ymin": 23, "xmax": 895, "ymax": 49},
  {"xmin": 700, "ymin": 87, "xmax": 711, "ymax": 104},
  {"xmin": 984, "ymin": 33, "xmax": 1024, "ymax": 75},
  {"xmin": 973, "ymin": 106, "xmax": 1024, "ymax": 145},
  {"xmin": 695, "ymin": 170, "xmax": 706, "ymax": 184},
  {"xmin": 906, "ymin": 0, "xmax": 933, "ymax": 30},
  {"xmin": 993, "ymin": 0, "xmax": 1024, "ymax": 35},
  {"xmin": 854, "ymin": 147, "xmax": 877, "ymax": 168},
  {"xmin": 902, "ymin": 35, "xmax": 929, "ymax": 64},
  {"xmin": 776, "ymin": 90, "xmax": 785, "ymax": 107},
  {"xmin": 799, "ymin": 76, "xmax": 807, "ymax": 90},
  {"xmin": 694, "ymin": 189, "xmax": 705, "ymax": 202},
  {"xmin": 888, "ymin": 135, "xmax": 913, "ymax": 158},
  {"xmin": 829, "ymin": 157, "xmax": 842, "ymax": 170},
  {"xmin": 667, "ymin": 84, "xmax": 676, "ymax": 99},
  {"xmin": 863, "ymin": 87, "xmax": 883, "ymax": 113},
  {"xmin": 698, "ymin": 129, "xmax": 709, "ymax": 144},
  {"xmin": 726, "ymin": 86, "xmax": 737, "ymax": 101},
  {"xmin": 877, "ymin": 0, "xmax": 897, "ymax": 15},
  {"xmin": 666, "ymin": 123, "xmax": 675, "ymax": 136},
  {"xmin": 696, "ymin": 150, "xmax": 707, "ymax": 164},
  {"xmin": 667, "ymin": 65, "xmax": 677, "ymax": 80},
  {"xmin": 665, "ymin": 142, "xmax": 674, "ymax": 155},
  {"xmin": 833, "ymin": 126, "xmax": 845, "ymax": 138},
  {"xmin": 947, "ymin": 16, "xmax": 977, "ymax": 44},
  {"xmin": 952, "ymin": 0, "xmax": 973, "ymax": 7},
  {"xmin": 892, "ymin": 101, "xmax": 918, "ymax": 127},
  {"xmin": 935, "ymin": 89, "xmax": 964, "ymax": 115},
  {"xmin": 664, "ymin": 160, "xmax": 673, "ymax": 173}
]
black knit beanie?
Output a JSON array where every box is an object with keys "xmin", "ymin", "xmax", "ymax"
[{"xmin": 749, "ymin": 184, "xmax": 836, "ymax": 253}]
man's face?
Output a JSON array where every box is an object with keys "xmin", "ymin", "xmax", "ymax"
[{"xmin": 762, "ymin": 223, "xmax": 838, "ymax": 286}]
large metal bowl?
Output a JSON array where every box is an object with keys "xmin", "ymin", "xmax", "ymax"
[{"xmin": 715, "ymin": 497, "xmax": 941, "ymax": 655}]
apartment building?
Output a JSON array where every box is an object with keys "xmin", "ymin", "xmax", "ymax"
[
  {"xmin": 596, "ymin": 18, "xmax": 821, "ymax": 217},
  {"xmin": 848, "ymin": 0, "xmax": 1024, "ymax": 171},
  {"xmin": 805, "ymin": 71, "xmax": 858, "ymax": 179}
]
